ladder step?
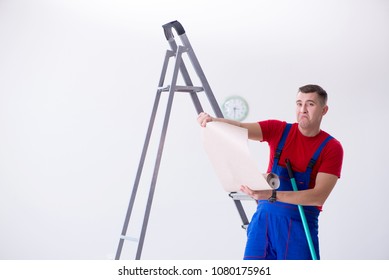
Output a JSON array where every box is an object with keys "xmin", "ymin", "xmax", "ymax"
[
  {"xmin": 229, "ymin": 192, "xmax": 254, "ymax": 201},
  {"xmin": 158, "ymin": 85, "xmax": 204, "ymax": 93},
  {"xmin": 175, "ymin": 86, "xmax": 204, "ymax": 92},
  {"xmin": 120, "ymin": 235, "xmax": 139, "ymax": 242}
]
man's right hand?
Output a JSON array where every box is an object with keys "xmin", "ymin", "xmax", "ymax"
[{"xmin": 197, "ymin": 112, "xmax": 214, "ymax": 127}]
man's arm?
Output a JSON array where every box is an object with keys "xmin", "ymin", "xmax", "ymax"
[
  {"xmin": 197, "ymin": 112, "xmax": 263, "ymax": 141},
  {"xmin": 240, "ymin": 172, "xmax": 339, "ymax": 206}
]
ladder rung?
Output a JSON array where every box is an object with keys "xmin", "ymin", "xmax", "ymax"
[
  {"xmin": 175, "ymin": 86, "xmax": 204, "ymax": 92},
  {"xmin": 229, "ymin": 192, "xmax": 254, "ymax": 201},
  {"xmin": 158, "ymin": 85, "xmax": 204, "ymax": 93},
  {"xmin": 120, "ymin": 235, "xmax": 139, "ymax": 242}
]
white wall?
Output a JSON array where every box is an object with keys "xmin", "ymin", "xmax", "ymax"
[{"xmin": 0, "ymin": 0, "xmax": 388, "ymax": 260}]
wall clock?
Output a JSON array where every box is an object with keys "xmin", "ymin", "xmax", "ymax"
[{"xmin": 221, "ymin": 96, "xmax": 249, "ymax": 121}]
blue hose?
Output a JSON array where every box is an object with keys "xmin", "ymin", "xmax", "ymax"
[{"xmin": 285, "ymin": 159, "xmax": 318, "ymax": 260}]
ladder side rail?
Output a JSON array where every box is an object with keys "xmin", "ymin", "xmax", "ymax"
[
  {"xmin": 179, "ymin": 34, "xmax": 223, "ymax": 118},
  {"xmin": 165, "ymin": 35, "xmax": 204, "ymax": 114},
  {"xmin": 135, "ymin": 46, "xmax": 185, "ymax": 260},
  {"xmin": 176, "ymin": 54, "xmax": 204, "ymax": 114},
  {"xmin": 179, "ymin": 33, "xmax": 250, "ymax": 228},
  {"xmin": 232, "ymin": 197, "xmax": 250, "ymax": 228},
  {"xmin": 166, "ymin": 34, "xmax": 250, "ymax": 234},
  {"xmin": 115, "ymin": 50, "xmax": 174, "ymax": 260}
]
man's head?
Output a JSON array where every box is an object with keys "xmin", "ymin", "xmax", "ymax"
[
  {"xmin": 298, "ymin": 84, "xmax": 328, "ymax": 106},
  {"xmin": 296, "ymin": 84, "xmax": 329, "ymax": 136}
]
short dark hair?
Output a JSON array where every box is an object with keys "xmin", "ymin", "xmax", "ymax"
[{"xmin": 298, "ymin": 84, "xmax": 328, "ymax": 105}]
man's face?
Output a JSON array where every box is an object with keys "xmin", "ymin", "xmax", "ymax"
[{"xmin": 295, "ymin": 91, "xmax": 328, "ymax": 131}]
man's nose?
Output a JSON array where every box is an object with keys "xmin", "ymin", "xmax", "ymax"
[{"xmin": 300, "ymin": 104, "xmax": 307, "ymax": 113}]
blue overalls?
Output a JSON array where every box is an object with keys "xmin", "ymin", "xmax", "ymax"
[{"xmin": 243, "ymin": 124, "xmax": 333, "ymax": 260}]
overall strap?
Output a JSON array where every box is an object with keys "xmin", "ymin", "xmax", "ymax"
[
  {"xmin": 272, "ymin": 123, "xmax": 292, "ymax": 170},
  {"xmin": 306, "ymin": 135, "xmax": 334, "ymax": 172}
]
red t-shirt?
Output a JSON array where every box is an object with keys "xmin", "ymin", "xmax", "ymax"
[{"xmin": 259, "ymin": 120, "xmax": 343, "ymax": 189}]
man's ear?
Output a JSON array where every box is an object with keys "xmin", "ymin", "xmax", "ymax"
[{"xmin": 322, "ymin": 105, "xmax": 329, "ymax": 116}]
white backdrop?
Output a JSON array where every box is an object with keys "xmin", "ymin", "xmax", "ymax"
[{"xmin": 0, "ymin": 0, "xmax": 388, "ymax": 260}]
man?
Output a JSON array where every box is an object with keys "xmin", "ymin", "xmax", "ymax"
[{"xmin": 197, "ymin": 84, "xmax": 343, "ymax": 260}]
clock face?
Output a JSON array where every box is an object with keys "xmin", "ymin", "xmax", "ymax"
[{"xmin": 222, "ymin": 96, "xmax": 249, "ymax": 121}]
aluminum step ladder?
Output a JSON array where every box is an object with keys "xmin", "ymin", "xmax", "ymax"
[{"xmin": 115, "ymin": 20, "xmax": 251, "ymax": 260}]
